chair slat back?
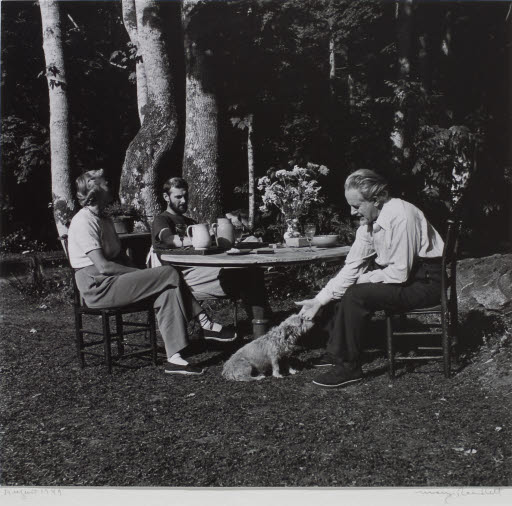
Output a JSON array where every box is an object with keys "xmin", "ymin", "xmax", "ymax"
[{"xmin": 59, "ymin": 234, "xmax": 83, "ymax": 306}]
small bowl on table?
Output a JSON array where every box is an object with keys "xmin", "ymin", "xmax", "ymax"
[{"xmin": 311, "ymin": 234, "xmax": 339, "ymax": 247}]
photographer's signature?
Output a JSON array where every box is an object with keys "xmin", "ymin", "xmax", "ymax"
[{"xmin": 417, "ymin": 487, "xmax": 501, "ymax": 504}]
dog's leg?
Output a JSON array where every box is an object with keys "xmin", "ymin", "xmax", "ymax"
[
  {"xmin": 270, "ymin": 356, "xmax": 283, "ymax": 378},
  {"xmin": 281, "ymin": 357, "xmax": 297, "ymax": 376}
]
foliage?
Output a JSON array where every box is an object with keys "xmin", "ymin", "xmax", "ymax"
[
  {"xmin": 0, "ymin": 229, "xmax": 48, "ymax": 254},
  {"xmin": 312, "ymin": 204, "xmax": 357, "ymax": 244},
  {"xmin": 103, "ymin": 201, "xmax": 141, "ymax": 219},
  {"xmin": 7, "ymin": 270, "xmax": 73, "ymax": 304},
  {"xmin": 1, "ymin": 116, "xmax": 50, "ymax": 184},
  {"xmin": 412, "ymin": 125, "xmax": 477, "ymax": 213},
  {"xmin": 1, "ymin": 0, "xmax": 510, "ymax": 255}
]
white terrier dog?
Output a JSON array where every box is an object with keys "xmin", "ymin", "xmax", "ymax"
[{"xmin": 222, "ymin": 314, "xmax": 313, "ymax": 381}]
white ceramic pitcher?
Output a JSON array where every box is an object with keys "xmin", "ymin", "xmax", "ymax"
[
  {"xmin": 212, "ymin": 217, "xmax": 235, "ymax": 249},
  {"xmin": 186, "ymin": 223, "xmax": 212, "ymax": 250}
]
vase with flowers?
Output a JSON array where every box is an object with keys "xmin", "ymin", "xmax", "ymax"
[{"xmin": 257, "ymin": 162, "xmax": 329, "ymax": 243}]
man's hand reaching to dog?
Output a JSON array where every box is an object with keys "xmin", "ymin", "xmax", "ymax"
[{"xmin": 295, "ymin": 298, "xmax": 323, "ymax": 321}]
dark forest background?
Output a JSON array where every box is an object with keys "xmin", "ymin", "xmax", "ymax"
[{"xmin": 1, "ymin": 0, "xmax": 511, "ymax": 254}]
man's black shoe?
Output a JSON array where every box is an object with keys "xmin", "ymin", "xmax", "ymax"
[
  {"xmin": 165, "ymin": 363, "xmax": 204, "ymax": 375},
  {"xmin": 310, "ymin": 354, "xmax": 335, "ymax": 368},
  {"xmin": 312, "ymin": 365, "xmax": 363, "ymax": 388},
  {"xmin": 203, "ymin": 325, "xmax": 237, "ymax": 342}
]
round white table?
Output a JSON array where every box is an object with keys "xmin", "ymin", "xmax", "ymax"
[
  {"xmin": 160, "ymin": 245, "xmax": 350, "ymax": 336},
  {"xmin": 159, "ymin": 245, "xmax": 350, "ymax": 267}
]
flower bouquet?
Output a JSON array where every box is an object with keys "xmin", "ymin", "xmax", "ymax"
[{"xmin": 257, "ymin": 163, "xmax": 329, "ymax": 243}]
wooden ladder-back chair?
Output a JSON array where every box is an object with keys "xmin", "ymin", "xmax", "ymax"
[
  {"xmin": 385, "ymin": 219, "xmax": 460, "ymax": 378},
  {"xmin": 60, "ymin": 235, "xmax": 159, "ymax": 373}
]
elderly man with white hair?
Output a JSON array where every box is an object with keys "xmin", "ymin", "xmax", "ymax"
[{"xmin": 296, "ymin": 169, "xmax": 444, "ymax": 388}]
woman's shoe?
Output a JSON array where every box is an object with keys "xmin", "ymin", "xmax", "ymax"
[{"xmin": 165, "ymin": 363, "xmax": 204, "ymax": 375}]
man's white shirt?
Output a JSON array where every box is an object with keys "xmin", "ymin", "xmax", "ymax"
[{"xmin": 315, "ymin": 198, "xmax": 444, "ymax": 306}]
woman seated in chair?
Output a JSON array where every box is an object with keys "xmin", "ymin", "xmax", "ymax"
[{"xmin": 67, "ymin": 169, "xmax": 236, "ymax": 376}]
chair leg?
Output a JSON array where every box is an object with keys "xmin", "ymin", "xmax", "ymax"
[
  {"xmin": 115, "ymin": 313, "xmax": 125, "ymax": 357},
  {"xmin": 386, "ymin": 316, "xmax": 395, "ymax": 379},
  {"xmin": 74, "ymin": 310, "xmax": 85, "ymax": 368},
  {"xmin": 102, "ymin": 313, "xmax": 113, "ymax": 374},
  {"xmin": 449, "ymin": 299, "xmax": 459, "ymax": 348},
  {"xmin": 148, "ymin": 309, "xmax": 158, "ymax": 366},
  {"xmin": 233, "ymin": 300, "xmax": 238, "ymax": 333},
  {"xmin": 441, "ymin": 308, "xmax": 450, "ymax": 378}
]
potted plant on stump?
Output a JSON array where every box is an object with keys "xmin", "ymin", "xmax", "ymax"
[{"xmin": 104, "ymin": 202, "xmax": 140, "ymax": 234}]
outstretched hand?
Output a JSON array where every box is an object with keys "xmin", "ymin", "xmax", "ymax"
[{"xmin": 295, "ymin": 298, "xmax": 322, "ymax": 321}]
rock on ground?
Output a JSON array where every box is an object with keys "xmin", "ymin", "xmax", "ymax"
[{"xmin": 457, "ymin": 254, "xmax": 512, "ymax": 314}]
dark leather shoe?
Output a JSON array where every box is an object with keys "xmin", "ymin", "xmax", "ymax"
[
  {"xmin": 203, "ymin": 325, "xmax": 237, "ymax": 342},
  {"xmin": 312, "ymin": 365, "xmax": 363, "ymax": 388}
]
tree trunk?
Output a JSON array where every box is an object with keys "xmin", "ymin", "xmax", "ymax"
[
  {"xmin": 182, "ymin": 0, "xmax": 222, "ymax": 223},
  {"xmin": 391, "ymin": 0, "xmax": 414, "ymax": 170},
  {"xmin": 120, "ymin": 0, "xmax": 178, "ymax": 226},
  {"xmin": 328, "ymin": 20, "xmax": 336, "ymax": 100},
  {"xmin": 122, "ymin": 0, "xmax": 148, "ymax": 124},
  {"xmin": 507, "ymin": 5, "xmax": 512, "ymax": 246},
  {"xmin": 39, "ymin": 0, "xmax": 75, "ymax": 237},
  {"xmin": 246, "ymin": 114, "xmax": 255, "ymax": 229},
  {"xmin": 440, "ymin": 8, "xmax": 456, "ymax": 120}
]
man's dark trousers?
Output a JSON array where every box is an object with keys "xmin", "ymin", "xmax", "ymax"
[{"xmin": 323, "ymin": 261, "xmax": 443, "ymax": 367}]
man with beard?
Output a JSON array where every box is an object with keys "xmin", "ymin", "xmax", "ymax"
[{"xmin": 151, "ymin": 177, "xmax": 270, "ymax": 338}]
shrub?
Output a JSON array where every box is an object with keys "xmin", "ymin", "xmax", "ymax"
[
  {"xmin": 0, "ymin": 228, "xmax": 48, "ymax": 254},
  {"xmin": 104, "ymin": 202, "xmax": 141, "ymax": 219}
]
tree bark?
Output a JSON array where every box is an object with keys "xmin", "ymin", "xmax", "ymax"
[
  {"xmin": 246, "ymin": 114, "xmax": 255, "ymax": 229},
  {"xmin": 391, "ymin": 0, "xmax": 414, "ymax": 170},
  {"xmin": 120, "ymin": 0, "xmax": 178, "ymax": 226},
  {"xmin": 440, "ymin": 8, "xmax": 457, "ymax": 120},
  {"xmin": 122, "ymin": 0, "xmax": 148, "ymax": 124},
  {"xmin": 507, "ymin": 5, "xmax": 512, "ymax": 246},
  {"xmin": 39, "ymin": 0, "xmax": 75, "ymax": 236},
  {"xmin": 328, "ymin": 19, "xmax": 336, "ymax": 100},
  {"xmin": 182, "ymin": 0, "xmax": 222, "ymax": 223}
]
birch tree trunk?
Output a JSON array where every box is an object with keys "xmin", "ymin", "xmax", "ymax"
[
  {"xmin": 182, "ymin": 0, "xmax": 222, "ymax": 223},
  {"xmin": 246, "ymin": 114, "xmax": 255, "ymax": 229},
  {"xmin": 440, "ymin": 8, "xmax": 455, "ymax": 119},
  {"xmin": 39, "ymin": 0, "xmax": 75, "ymax": 236},
  {"xmin": 328, "ymin": 20, "xmax": 336, "ymax": 100},
  {"xmin": 122, "ymin": 0, "xmax": 148, "ymax": 124},
  {"xmin": 391, "ymin": 0, "xmax": 414, "ymax": 170},
  {"xmin": 120, "ymin": 0, "xmax": 178, "ymax": 225}
]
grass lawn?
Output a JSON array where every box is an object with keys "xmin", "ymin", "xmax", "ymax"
[{"xmin": 0, "ymin": 278, "xmax": 511, "ymax": 488}]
